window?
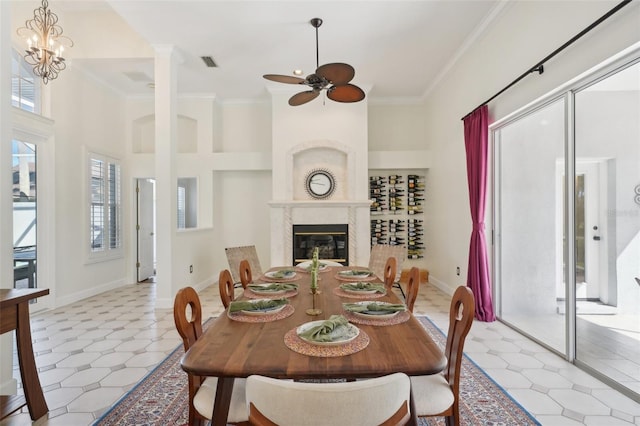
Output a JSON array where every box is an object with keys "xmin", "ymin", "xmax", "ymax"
[
  {"xmin": 11, "ymin": 49, "xmax": 39, "ymax": 114},
  {"xmin": 177, "ymin": 177, "xmax": 197, "ymax": 229},
  {"xmin": 89, "ymin": 154, "xmax": 121, "ymax": 258}
]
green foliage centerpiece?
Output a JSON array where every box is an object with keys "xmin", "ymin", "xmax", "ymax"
[{"xmin": 306, "ymin": 247, "xmax": 322, "ymax": 316}]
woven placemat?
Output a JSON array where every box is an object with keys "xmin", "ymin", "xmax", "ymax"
[
  {"xmin": 243, "ymin": 288, "xmax": 299, "ymax": 299},
  {"xmin": 344, "ymin": 310, "xmax": 410, "ymax": 326},
  {"xmin": 334, "ymin": 273, "xmax": 377, "ymax": 282},
  {"xmin": 260, "ymin": 274, "xmax": 302, "ymax": 283},
  {"xmin": 284, "ymin": 327, "xmax": 370, "ymax": 357},
  {"xmin": 332, "ymin": 287, "xmax": 386, "ymax": 299},
  {"xmin": 227, "ymin": 304, "xmax": 295, "ymax": 323}
]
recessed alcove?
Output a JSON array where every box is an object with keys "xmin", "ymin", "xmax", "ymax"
[{"xmin": 132, "ymin": 114, "xmax": 198, "ymax": 153}]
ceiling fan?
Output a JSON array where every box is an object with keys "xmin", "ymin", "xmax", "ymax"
[{"xmin": 263, "ymin": 18, "xmax": 366, "ymax": 106}]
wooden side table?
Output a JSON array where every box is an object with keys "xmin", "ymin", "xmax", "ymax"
[{"xmin": 0, "ymin": 288, "xmax": 49, "ymax": 421}]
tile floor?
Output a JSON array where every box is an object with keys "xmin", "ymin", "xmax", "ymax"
[{"xmin": 2, "ymin": 281, "xmax": 640, "ymax": 425}]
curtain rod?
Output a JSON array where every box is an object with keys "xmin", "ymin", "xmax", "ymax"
[{"xmin": 461, "ymin": 0, "xmax": 633, "ymax": 121}]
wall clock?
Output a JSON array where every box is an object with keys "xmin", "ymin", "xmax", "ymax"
[{"xmin": 305, "ymin": 169, "xmax": 336, "ymax": 199}]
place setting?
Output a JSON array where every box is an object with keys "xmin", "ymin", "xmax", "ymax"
[
  {"xmin": 334, "ymin": 268, "xmax": 377, "ymax": 282},
  {"xmin": 342, "ymin": 301, "xmax": 410, "ymax": 326},
  {"xmin": 295, "ymin": 260, "xmax": 333, "ymax": 273},
  {"xmin": 284, "ymin": 314, "xmax": 369, "ymax": 357},
  {"xmin": 243, "ymin": 282, "xmax": 299, "ymax": 299},
  {"xmin": 226, "ymin": 298, "xmax": 294, "ymax": 323},
  {"xmin": 260, "ymin": 268, "xmax": 301, "ymax": 282},
  {"xmin": 332, "ymin": 281, "xmax": 387, "ymax": 299}
]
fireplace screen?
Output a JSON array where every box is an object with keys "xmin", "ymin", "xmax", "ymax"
[{"xmin": 292, "ymin": 224, "xmax": 348, "ymax": 265}]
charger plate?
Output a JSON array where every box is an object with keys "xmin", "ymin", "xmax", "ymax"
[
  {"xmin": 261, "ymin": 271, "xmax": 301, "ymax": 282},
  {"xmin": 228, "ymin": 304, "xmax": 294, "ymax": 323},
  {"xmin": 332, "ymin": 287, "xmax": 386, "ymax": 299},
  {"xmin": 344, "ymin": 311, "xmax": 410, "ymax": 326},
  {"xmin": 243, "ymin": 289, "xmax": 298, "ymax": 299},
  {"xmin": 284, "ymin": 327, "xmax": 369, "ymax": 357}
]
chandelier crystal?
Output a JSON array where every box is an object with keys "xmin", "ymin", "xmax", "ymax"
[{"xmin": 17, "ymin": 0, "xmax": 73, "ymax": 84}]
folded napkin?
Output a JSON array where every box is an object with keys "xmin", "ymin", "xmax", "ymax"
[
  {"xmin": 297, "ymin": 315, "xmax": 351, "ymax": 343},
  {"xmin": 339, "ymin": 282, "xmax": 386, "ymax": 293},
  {"xmin": 302, "ymin": 262, "xmax": 328, "ymax": 271},
  {"xmin": 228, "ymin": 298, "xmax": 288, "ymax": 313},
  {"xmin": 342, "ymin": 302, "xmax": 406, "ymax": 313},
  {"xmin": 269, "ymin": 269, "xmax": 295, "ymax": 279},
  {"xmin": 248, "ymin": 283, "xmax": 298, "ymax": 292},
  {"xmin": 339, "ymin": 269, "xmax": 373, "ymax": 277}
]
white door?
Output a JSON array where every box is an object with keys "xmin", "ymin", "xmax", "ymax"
[{"xmin": 137, "ymin": 179, "xmax": 155, "ymax": 282}]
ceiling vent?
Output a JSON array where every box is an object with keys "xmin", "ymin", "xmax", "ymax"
[{"xmin": 201, "ymin": 56, "xmax": 218, "ymax": 68}]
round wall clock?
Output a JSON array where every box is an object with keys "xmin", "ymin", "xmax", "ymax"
[{"xmin": 305, "ymin": 169, "xmax": 336, "ymax": 199}]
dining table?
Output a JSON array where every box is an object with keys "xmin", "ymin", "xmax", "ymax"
[{"xmin": 180, "ymin": 265, "xmax": 446, "ymax": 426}]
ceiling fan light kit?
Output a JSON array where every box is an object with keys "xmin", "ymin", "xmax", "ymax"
[{"xmin": 263, "ymin": 17, "xmax": 365, "ymax": 106}]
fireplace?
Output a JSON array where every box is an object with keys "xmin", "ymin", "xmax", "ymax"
[{"xmin": 292, "ymin": 224, "xmax": 348, "ymax": 265}]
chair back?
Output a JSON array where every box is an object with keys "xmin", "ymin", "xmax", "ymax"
[
  {"xmin": 368, "ymin": 244, "xmax": 405, "ymax": 283},
  {"xmin": 405, "ymin": 267, "xmax": 420, "ymax": 312},
  {"xmin": 246, "ymin": 373, "xmax": 411, "ymax": 426},
  {"xmin": 173, "ymin": 286, "xmax": 203, "ymax": 352},
  {"xmin": 239, "ymin": 259, "xmax": 253, "ymax": 289},
  {"xmin": 444, "ymin": 286, "xmax": 475, "ymax": 393},
  {"xmin": 225, "ymin": 245, "xmax": 263, "ymax": 283},
  {"xmin": 383, "ymin": 256, "xmax": 397, "ymax": 289},
  {"xmin": 219, "ymin": 269, "xmax": 235, "ymax": 308}
]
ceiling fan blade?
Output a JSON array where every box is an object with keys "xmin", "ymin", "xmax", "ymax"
[
  {"xmin": 263, "ymin": 74, "xmax": 306, "ymax": 84},
  {"xmin": 288, "ymin": 90, "xmax": 320, "ymax": 106},
  {"xmin": 327, "ymin": 84, "xmax": 366, "ymax": 103},
  {"xmin": 316, "ymin": 63, "xmax": 355, "ymax": 85}
]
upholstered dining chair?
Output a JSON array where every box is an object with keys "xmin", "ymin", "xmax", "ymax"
[
  {"xmin": 404, "ymin": 266, "xmax": 421, "ymax": 313},
  {"xmin": 245, "ymin": 373, "xmax": 411, "ymax": 426},
  {"xmin": 382, "ymin": 256, "xmax": 397, "ymax": 289},
  {"xmin": 239, "ymin": 259, "xmax": 253, "ymax": 289},
  {"xmin": 219, "ymin": 269, "xmax": 236, "ymax": 309},
  {"xmin": 410, "ymin": 286, "xmax": 475, "ymax": 426},
  {"xmin": 369, "ymin": 244, "xmax": 406, "ymax": 295},
  {"xmin": 225, "ymin": 245, "xmax": 263, "ymax": 286},
  {"xmin": 173, "ymin": 286, "xmax": 248, "ymax": 425}
]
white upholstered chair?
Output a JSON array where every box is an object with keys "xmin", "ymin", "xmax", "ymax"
[
  {"xmin": 173, "ymin": 286, "xmax": 248, "ymax": 425},
  {"xmin": 245, "ymin": 373, "xmax": 411, "ymax": 426},
  {"xmin": 410, "ymin": 286, "xmax": 475, "ymax": 426}
]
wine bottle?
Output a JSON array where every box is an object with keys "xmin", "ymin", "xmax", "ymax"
[{"xmin": 406, "ymin": 254, "xmax": 424, "ymax": 259}]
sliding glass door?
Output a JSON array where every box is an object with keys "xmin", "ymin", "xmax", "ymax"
[{"xmin": 493, "ymin": 54, "xmax": 640, "ymax": 401}]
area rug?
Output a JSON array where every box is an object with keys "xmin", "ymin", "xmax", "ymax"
[{"xmin": 94, "ymin": 317, "xmax": 540, "ymax": 425}]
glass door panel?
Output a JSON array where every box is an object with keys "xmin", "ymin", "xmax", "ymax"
[
  {"xmin": 574, "ymin": 61, "xmax": 640, "ymax": 398},
  {"xmin": 12, "ymin": 140, "xmax": 37, "ymax": 290},
  {"xmin": 495, "ymin": 98, "xmax": 567, "ymax": 353}
]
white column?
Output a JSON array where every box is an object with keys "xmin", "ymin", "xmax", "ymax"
[
  {"xmin": 153, "ymin": 45, "xmax": 179, "ymax": 309},
  {"xmin": 0, "ymin": 1, "xmax": 18, "ymax": 395}
]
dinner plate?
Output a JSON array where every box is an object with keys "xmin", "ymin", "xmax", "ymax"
[
  {"xmin": 249, "ymin": 284, "xmax": 289, "ymax": 295},
  {"xmin": 338, "ymin": 269, "xmax": 374, "ymax": 278},
  {"xmin": 340, "ymin": 284, "xmax": 379, "ymax": 295},
  {"xmin": 240, "ymin": 300, "xmax": 287, "ymax": 316},
  {"xmin": 349, "ymin": 302, "xmax": 402, "ymax": 320},
  {"xmin": 264, "ymin": 270, "xmax": 297, "ymax": 280},
  {"xmin": 296, "ymin": 261, "xmax": 330, "ymax": 272},
  {"xmin": 296, "ymin": 321, "xmax": 360, "ymax": 346}
]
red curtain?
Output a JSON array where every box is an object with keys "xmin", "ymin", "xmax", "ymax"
[{"xmin": 464, "ymin": 105, "xmax": 495, "ymax": 322}]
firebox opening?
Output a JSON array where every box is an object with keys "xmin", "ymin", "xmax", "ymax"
[{"xmin": 292, "ymin": 224, "xmax": 348, "ymax": 266}]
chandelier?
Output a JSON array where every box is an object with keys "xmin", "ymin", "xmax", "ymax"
[{"xmin": 17, "ymin": 0, "xmax": 73, "ymax": 84}]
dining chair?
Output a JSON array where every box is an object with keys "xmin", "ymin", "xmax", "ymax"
[
  {"xmin": 245, "ymin": 373, "xmax": 411, "ymax": 426},
  {"xmin": 239, "ymin": 259, "xmax": 253, "ymax": 289},
  {"xmin": 173, "ymin": 286, "xmax": 248, "ymax": 425},
  {"xmin": 219, "ymin": 269, "xmax": 236, "ymax": 309},
  {"xmin": 368, "ymin": 244, "xmax": 405, "ymax": 296},
  {"xmin": 410, "ymin": 286, "xmax": 475, "ymax": 426},
  {"xmin": 404, "ymin": 266, "xmax": 420, "ymax": 313},
  {"xmin": 382, "ymin": 256, "xmax": 397, "ymax": 289},
  {"xmin": 226, "ymin": 245, "xmax": 263, "ymax": 286}
]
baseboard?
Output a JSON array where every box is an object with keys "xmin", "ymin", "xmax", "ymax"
[{"xmin": 428, "ymin": 275, "xmax": 456, "ymax": 296}]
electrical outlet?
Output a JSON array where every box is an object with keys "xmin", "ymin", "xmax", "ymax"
[
  {"xmin": 189, "ymin": 265, "xmax": 193, "ymax": 274},
  {"xmin": 456, "ymin": 266, "xmax": 460, "ymax": 276}
]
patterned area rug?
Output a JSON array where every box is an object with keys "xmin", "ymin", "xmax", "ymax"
[{"xmin": 93, "ymin": 317, "xmax": 540, "ymax": 425}]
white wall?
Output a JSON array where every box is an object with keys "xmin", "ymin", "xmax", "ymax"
[{"xmin": 422, "ymin": 0, "xmax": 640, "ymax": 295}]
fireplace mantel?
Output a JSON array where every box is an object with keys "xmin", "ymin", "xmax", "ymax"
[{"xmin": 268, "ymin": 200, "xmax": 372, "ymax": 208}]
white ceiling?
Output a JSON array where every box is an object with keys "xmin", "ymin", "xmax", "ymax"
[{"xmin": 15, "ymin": 0, "xmax": 504, "ymax": 102}]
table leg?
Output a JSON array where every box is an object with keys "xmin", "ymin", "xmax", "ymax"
[
  {"xmin": 210, "ymin": 377, "xmax": 234, "ymax": 426},
  {"xmin": 16, "ymin": 302, "xmax": 48, "ymax": 420}
]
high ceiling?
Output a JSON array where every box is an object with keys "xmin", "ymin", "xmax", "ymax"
[{"xmin": 13, "ymin": 0, "xmax": 504, "ymax": 103}]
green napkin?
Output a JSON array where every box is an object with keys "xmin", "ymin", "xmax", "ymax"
[
  {"xmin": 303, "ymin": 262, "xmax": 327, "ymax": 272},
  {"xmin": 269, "ymin": 269, "xmax": 295, "ymax": 279},
  {"xmin": 248, "ymin": 283, "xmax": 298, "ymax": 292},
  {"xmin": 339, "ymin": 269, "xmax": 373, "ymax": 277},
  {"xmin": 342, "ymin": 302, "xmax": 406, "ymax": 313},
  {"xmin": 297, "ymin": 315, "xmax": 351, "ymax": 342},
  {"xmin": 339, "ymin": 282, "xmax": 386, "ymax": 294},
  {"xmin": 228, "ymin": 298, "xmax": 288, "ymax": 313}
]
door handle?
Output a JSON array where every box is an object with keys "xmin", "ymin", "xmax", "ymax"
[{"xmin": 593, "ymin": 236, "xmax": 601, "ymax": 241}]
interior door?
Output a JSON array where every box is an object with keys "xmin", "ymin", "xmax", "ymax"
[{"xmin": 136, "ymin": 179, "xmax": 155, "ymax": 282}]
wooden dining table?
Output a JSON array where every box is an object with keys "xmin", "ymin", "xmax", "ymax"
[{"xmin": 180, "ymin": 265, "xmax": 446, "ymax": 426}]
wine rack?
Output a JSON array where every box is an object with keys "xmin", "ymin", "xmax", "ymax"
[{"xmin": 369, "ymin": 172, "xmax": 426, "ymax": 260}]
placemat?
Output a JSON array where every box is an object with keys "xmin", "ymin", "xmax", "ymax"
[
  {"xmin": 334, "ymin": 273, "xmax": 377, "ymax": 282},
  {"xmin": 295, "ymin": 266, "xmax": 332, "ymax": 274},
  {"xmin": 227, "ymin": 304, "xmax": 295, "ymax": 323},
  {"xmin": 243, "ymin": 288, "xmax": 299, "ymax": 299},
  {"xmin": 332, "ymin": 287, "xmax": 386, "ymax": 299},
  {"xmin": 284, "ymin": 327, "xmax": 370, "ymax": 357},
  {"xmin": 260, "ymin": 274, "xmax": 302, "ymax": 283},
  {"xmin": 344, "ymin": 310, "xmax": 410, "ymax": 326}
]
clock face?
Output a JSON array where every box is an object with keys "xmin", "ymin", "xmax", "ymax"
[{"xmin": 305, "ymin": 169, "xmax": 336, "ymax": 199}]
